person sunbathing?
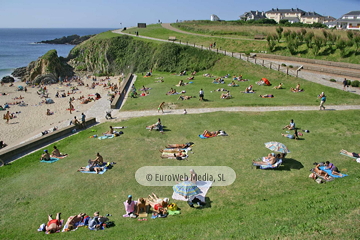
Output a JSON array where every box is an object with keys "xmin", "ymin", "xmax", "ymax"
[
  {"xmin": 77, "ymin": 161, "xmax": 103, "ymax": 174},
  {"xmin": 314, "ymin": 164, "xmax": 330, "ymax": 180},
  {"xmin": 136, "ymin": 198, "xmax": 148, "ymax": 215},
  {"xmin": 187, "ymin": 76, "xmax": 194, "ymax": 80},
  {"xmin": 273, "ymin": 83, "xmax": 283, "ymax": 89},
  {"xmin": 148, "ymin": 193, "xmax": 169, "ymax": 213},
  {"xmin": 46, "ymin": 109, "xmax": 53, "ymax": 115},
  {"xmin": 161, "ymin": 151, "xmax": 187, "ymax": 158},
  {"xmin": 176, "ymin": 80, "xmax": 185, "ymax": 87},
  {"xmin": 178, "ymin": 95, "xmax": 194, "ymax": 100},
  {"xmin": 202, "ymin": 130, "xmax": 219, "ymax": 138},
  {"xmin": 51, "ymin": 146, "xmax": 67, "ymax": 158},
  {"xmin": 166, "ymin": 142, "xmax": 194, "ymax": 149},
  {"xmin": 45, "ymin": 213, "xmax": 62, "ymax": 234},
  {"xmin": 259, "ymin": 94, "xmax": 274, "ymax": 98},
  {"xmin": 228, "ymin": 81, "xmax": 237, "ymax": 87},
  {"xmin": 41, "ymin": 150, "xmax": 51, "ymax": 160},
  {"xmin": 281, "ymin": 130, "xmax": 299, "ymax": 140},
  {"xmin": 220, "ymin": 91, "xmax": 231, "ymax": 99},
  {"xmin": 244, "ymin": 85, "xmax": 254, "ymax": 93},
  {"xmin": 159, "ymin": 148, "xmax": 188, "ymax": 153},
  {"xmin": 64, "ymin": 213, "xmax": 86, "ymax": 231},
  {"xmin": 252, "ymin": 154, "xmax": 277, "ymax": 165},
  {"xmin": 340, "ymin": 149, "xmax": 360, "ymax": 159},
  {"xmin": 166, "ymin": 88, "xmax": 176, "ymax": 95},
  {"xmin": 92, "ymin": 152, "xmax": 104, "ymax": 166}
]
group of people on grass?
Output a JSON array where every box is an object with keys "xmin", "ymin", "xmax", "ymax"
[{"xmin": 40, "ymin": 146, "xmax": 67, "ymax": 160}]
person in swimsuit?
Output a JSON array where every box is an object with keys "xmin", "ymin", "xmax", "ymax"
[
  {"xmin": 158, "ymin": 102, "xmax": 165, "ymax": 113},
  {"xmin": 45, "ymin": 213, "xmax": 62, "ymax": 234}
]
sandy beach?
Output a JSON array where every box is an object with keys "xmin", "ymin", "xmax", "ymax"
[{"xmin": 0, "ymin": 75, "xmax": 123, "ymax": 149}]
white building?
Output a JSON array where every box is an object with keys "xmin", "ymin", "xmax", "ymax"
[{"xmin": 211, "ymin": 14, "xmax": 220, "ymax": 21}]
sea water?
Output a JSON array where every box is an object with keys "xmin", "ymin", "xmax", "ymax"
[{"xmin": 0, "ymin": 28, "xmax": 115, "ymax": 79}]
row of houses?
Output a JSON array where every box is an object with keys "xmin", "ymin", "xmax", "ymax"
[{"xmin": 238, "ymin": 9, "xmax": 360, "ymax": 30}]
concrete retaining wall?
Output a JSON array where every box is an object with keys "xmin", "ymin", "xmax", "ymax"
[
  {"xmin": 111, "ymin": 73, "xmax": 133, "ymax": 109},
  {"xmin": 0, "ymin": 117, "xmax": 97, "ymax": 164}
]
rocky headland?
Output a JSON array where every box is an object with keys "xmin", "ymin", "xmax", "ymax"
[{"xmin": 37, "ymin": 34, "xmax": 94, "ymax": 45}]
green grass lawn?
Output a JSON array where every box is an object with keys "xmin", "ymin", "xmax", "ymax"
[
  {"xmin": 121, "ymin": 63, "xmax": 360, "ymax": 112},
  {"xmin": 0, "ymin": 110, "xmax": 359, "ymax": 239}
]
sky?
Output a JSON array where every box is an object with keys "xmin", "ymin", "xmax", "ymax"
[{"xmin": 0, "ymin": 0, "xmax": 359, "ymax": 28}]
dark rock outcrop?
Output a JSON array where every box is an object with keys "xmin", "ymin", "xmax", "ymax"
[
  {"xmin": 37, "ymin": 34, "xmax": 94, "ymax": 45},
  {"xmin": 11, "ymin": 67, "xmax": 27, "ymax": 78},
  {"xmin": 1, "ymin": 76, "xmax": 15, "ymax": 83},
  {"xmin": 12, "ymin": 49, "xmax": 74, "ymax": 84}
]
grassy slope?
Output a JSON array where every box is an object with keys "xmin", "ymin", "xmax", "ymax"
[
  {"xmin": 0, "ymin": 111, "xmax": 359, "ymax": 239},
  {"xmin": 125, "ymin": 23, "xmax": 360, "ymax": 64}
]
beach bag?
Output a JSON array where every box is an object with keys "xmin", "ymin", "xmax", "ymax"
[{"xmin": 167, "ymin": 203, "xmax": 178, "ymax": 211}]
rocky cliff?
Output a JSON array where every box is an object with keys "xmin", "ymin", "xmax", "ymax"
[
  {"xmin": 37, "ymin": 34, "xmax": 94, "ymax": 45},
  {"xmin": 12, "ymin": 50, "xmax": 73, "ymax": 84}
]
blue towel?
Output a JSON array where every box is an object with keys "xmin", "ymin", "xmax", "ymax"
[
  {"xmin": 319, "ymin": 166, "xmax": 348, "ymax": 178},
  {"xmin": 199, "ymin": 134, "xmax": 208, "ymax": 139},
  {"xmin": 40, "ymin": 157, "xmax": 60, "ymax": 163},
  {"xmin": 80, "ymin": 168, "xmax": 107, "ymax": 174},
  {"xmin": 98, "ymin": 134, "xmax": 114, "ymax": 140}
]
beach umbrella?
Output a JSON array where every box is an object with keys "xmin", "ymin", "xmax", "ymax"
[
  {"xmin": 173, "ymin": 181, "xmax": 201, "ymax": 198},
  {"xmin": 264, "ymin": 142, "xmax": 290, "ymax": 153}
]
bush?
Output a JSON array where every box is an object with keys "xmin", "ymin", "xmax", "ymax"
[
  {"xmin": 330, "ymin": 79, "xmax": 336, "ymax": 82},
  {"xmin": 351, "ymin": 80, "xmax": 359, "ymax": 87},
  {"xmin": 281, "ymin": 63, "xmax": 287, "ymax": 67},
  {"xmin": 288, "ymin": 65, "xmax": 293, "ymax": 68}
]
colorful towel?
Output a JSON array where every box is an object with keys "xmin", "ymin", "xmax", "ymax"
[
  {"xmin": 319, "ymin": 166, "xmax": 348, "ymax": 178},
  {"xmin": 168, "ymin": 210, "xmax": 181, "ymax": 215},
  {"xmin": 40, "ymin": 157, "xmax": 60, "ymax": 163}
]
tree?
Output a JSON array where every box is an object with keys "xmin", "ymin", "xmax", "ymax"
[
  {"xmin": 313, "ymin": 36, "xmax": 324, "ymax": 56},
  {"xmin": 283, "ymin": 30, "xmax": 291, "ymax": 41},
  {"xmin": 266, "ymin": 34, "xmax": 277, "ymax": 52},
  {"xmin": 279, "ymin": 19, "xmax": 289, "ymax": 25},
  {"xmin": 353, "ymin": 34, "xmax": 360, "ymax": 53},
  {"xmin": 347, "ymin": 31, "xmax": 354, "ymax": 41},
  {"xmin": 276, "ymin": 26, "xmax": 283, "ymax": 42}
]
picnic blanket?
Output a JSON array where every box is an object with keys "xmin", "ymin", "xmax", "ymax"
[
  {"xmin": 319, "ymin": 166, "xmax": 348, "ymax": 178},
  {"xmin": 172, "ymin": 181, "xmax": 212, "ymax": 201},
  {"xmin": 40, "ymin": 157, "xmax": 60, "ymax": 163}
]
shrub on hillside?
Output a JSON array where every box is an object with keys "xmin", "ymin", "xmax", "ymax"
[{"xmin": 351, "ymin": 80, "xmax": 359, "ymax": 87}]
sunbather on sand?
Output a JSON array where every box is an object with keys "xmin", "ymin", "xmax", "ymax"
[
  {"xmin": 340, "ymin": 149, "xmax": 360, "ymax": 159},
  {"xmin": 313, "ymin": 163, "xmax": 330, "ymax": 180},
  {"xmin": 166, "ymin": 142, "xmax": 194, "ymax": 148}
]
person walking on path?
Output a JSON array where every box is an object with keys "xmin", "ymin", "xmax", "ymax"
[
  {"xmin": 199, "ymin": 89, "xmax": 204, "ymax": 101},
  {"xmin": 4, "ymin": 111, "xmax": 10, "ymax": 124},
  {"xmin": 81, "ymin": 113, "xmax": 86, "ymax": 128},
  {"xmin": 319, "ymin": 92, "xmax": 326, "ymax": 110},
  {"xmin": 343, "ymin": 78, "xmax": 348, "ymax": 91},
  {"xmin": 158, "ymin": 102, "xmax": 165, "ymax": 113}
]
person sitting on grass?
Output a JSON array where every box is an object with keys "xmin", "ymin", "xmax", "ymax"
[
  {"xmin": 41, "ymin": 150, "xmax": 50, "ymax": 161},
  {"xmin": 313, "ymin": 163, "xmax": 330, "ymax": 180},
  {"xmin": 290, "ymin": 83, "xmax": 304, "ymax": 92},
  {"xmin": 340, "ymin": 149, "xmax": 360, "ymax": 159},
  {"xmin": 123, "ymin": 195, "xmax": 136, "ymax": 217},
  {"xmin": 273, "ymin": 83, "xmax": 283, "ymax": 89},
  {"xmin": 283, "ymin": 119, "xmax": 296, "ymax": 130},
  {"xmin": 148, "ymin": 118, "xmax": 163, "ymax": 133},
  {"xmin": 166, "ymin": 88, "xmax": 176, "ymax": 95},
  {"xmin": 51, "ymin": 146, "xmax": 67, "ymax": 158},
  {"xmin": 136, "ymin": 198, "xmax": 148, "ymax": 216},
  {"xmin": 244, "ymin": 85, "xmax": 254, "ymax": 93},
  {"xmin": 281, "ymin": 129, "xmax": 299, "ymax": 140},
  {"xmin": 259, "ymin": 94, "xmax": 274, "ymax": 98},
  {"xmin": 252, "ymin": 153, "xmax": 278, "ymax": 165},
  {"xmin": 220, "ymin": 91, "xmax": 232, "ymax": 99},
  {"xmin": 324, "ymin": 161, "xmax": 343, "ymax": 177}
]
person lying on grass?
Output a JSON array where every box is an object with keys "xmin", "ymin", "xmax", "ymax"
[
  {"xmin": 273, "ymin": 83, "xmax": 283, "ymax": 89},
  {"xmin": 259, "ymin": 94, "xmax": 274, "ymax": 98},
  {"xmin": 324, "ymin": 161, "xmax": 343, "ymax": 177},
  {"xmin": 178, "ymin": 95, "xmax": 195, "ymax": 100},
  {"xmin": 220, "ymin": 91, "xmax": 232, "ymax": 99},
  {"xmin": 45, "ymin": 213, "xmax": 62, "ymax": 234},
  {"xmin": 166, "ymin": 142, "xmax": 194, "ymax": 149},
  {"xmin": 77, "ymin": 160, "xmax": 104, "ymax": 174},
  {"xmin": 202, "ymin": 130, "xmax": 220, "ymax": 138},
  {"xmin": 160, "ymin": 151, "xmax": 187, "ymax": 159},
  {"xmin": 281, "ymin": 129, "xmax": 299, "ymax": 140},
  {"xmin": 159, "ymin": 149, "xmax": 189, "ymax": 153},
  {"xmin": 340, "ymin": 149, "xmax": 360, "ymax": 159},
  {"xmin": 313, "ymin": 163, "xmax": 331, "ymax": 180}
]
